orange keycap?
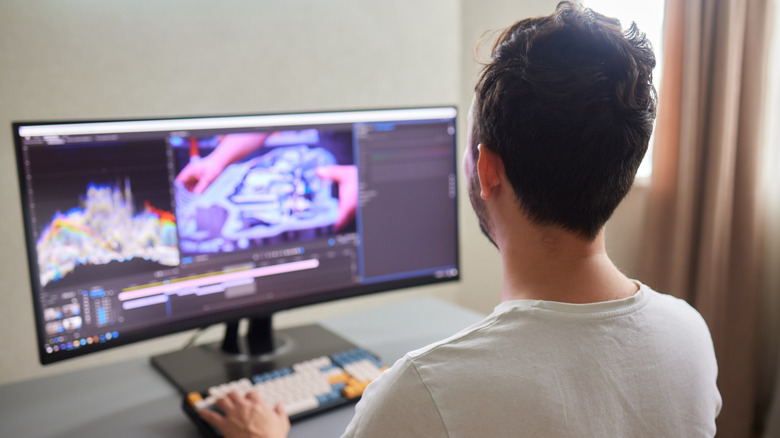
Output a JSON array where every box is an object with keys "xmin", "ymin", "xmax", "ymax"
[
  {"xmin": 328, "ymin": 373, "xmax": 349, "ymax": 384},
  {"xmin": 187, "ymin": 392, "xmax": 203, "ymax": 406}
]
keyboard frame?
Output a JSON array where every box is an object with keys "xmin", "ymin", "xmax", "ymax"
[{"xmin": 181, "ymin": 346, "xmax": 383, "ymax": 437}]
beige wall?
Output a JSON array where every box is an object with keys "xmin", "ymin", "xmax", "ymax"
[{"xmin": 0, "ymin": 0, "xmax": 648, "ymax": 386}]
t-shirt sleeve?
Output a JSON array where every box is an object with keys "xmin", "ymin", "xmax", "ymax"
[{"xmin": 341, "ymin": 355, "xmax": 448, "ymax": 438}]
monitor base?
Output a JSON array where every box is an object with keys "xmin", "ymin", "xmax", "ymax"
[{"xmin": 151, "ymin": 323, "xmax": 360, "ymax": 395}]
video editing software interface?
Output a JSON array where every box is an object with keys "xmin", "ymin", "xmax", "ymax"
[{"xmin": 15, "ymin": 107, "xmax": 459, "ymax": 363}]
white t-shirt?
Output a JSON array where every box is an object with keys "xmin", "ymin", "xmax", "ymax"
[{"xmin": 341, "ymin": 283, "xmax": 721, "ymax": 437}]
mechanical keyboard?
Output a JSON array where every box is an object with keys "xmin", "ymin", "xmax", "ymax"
[{"xmin": 183, "ymin": 348, "xmax": 386, "ymax": 436}]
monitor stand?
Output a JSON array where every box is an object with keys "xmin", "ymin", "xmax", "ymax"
[{"xmin": 151, "ymin": 316, "xmax": 360, "ymax": 395}]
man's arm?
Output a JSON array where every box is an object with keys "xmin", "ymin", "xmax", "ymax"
[{"xmin": 342, "ymin": 356, "xmax": 448, "ymax": 438}]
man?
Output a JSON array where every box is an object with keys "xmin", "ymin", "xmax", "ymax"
[{"xmin": 200, "ymin": 2, "xmax": 722, "ymax": 436}]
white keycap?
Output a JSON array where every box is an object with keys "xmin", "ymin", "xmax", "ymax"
[{"xmin": 283, "ymin": 397, "xmax": 319, "ymax": 416}]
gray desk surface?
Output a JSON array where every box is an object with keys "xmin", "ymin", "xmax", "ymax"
[{"xmin": 0, "ymin": 296, "xmax": 484, "ymax": 438}]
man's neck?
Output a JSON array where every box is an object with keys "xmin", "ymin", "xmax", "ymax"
[{"xmin": 498, "ymin": 227, "xmax": 638, "ymax": 304}]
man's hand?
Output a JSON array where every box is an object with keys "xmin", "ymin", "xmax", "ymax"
[{"xmin": 199, "ymin": 391, "xmax": 291, "ymax": 438}]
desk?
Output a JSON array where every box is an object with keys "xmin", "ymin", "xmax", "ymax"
[{"xmin": 0, "ymin": 296, "xmax": 484, "ymax": 438}]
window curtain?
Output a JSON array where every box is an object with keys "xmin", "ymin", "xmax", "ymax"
[
  {"xmin": 757, "ymin": 1, "xmax": 780, "ymax": 436},
  {"xmin": 638, "ymin": 0, "xmax": 773, "ymax": 436}
]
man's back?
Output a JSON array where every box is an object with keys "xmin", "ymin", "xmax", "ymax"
[{"xmin": 342, "ymin": 283, "xmax": 721, "ymax": 437}]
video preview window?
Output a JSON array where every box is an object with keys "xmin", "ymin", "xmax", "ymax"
[{"xmin": 170, "ymin": 128, "xmax": 357, "ymax": 255}]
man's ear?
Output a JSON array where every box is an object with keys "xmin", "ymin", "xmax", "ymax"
[{"xmin": 477, "ymin": 144, "xmax": 503, "ymax": 200}]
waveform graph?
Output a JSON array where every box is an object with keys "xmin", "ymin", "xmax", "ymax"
[{"xmin": 36, "ymin": 178, "xmax": 180, "ymax": 287}]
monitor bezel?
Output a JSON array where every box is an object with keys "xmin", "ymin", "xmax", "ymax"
[{"xmin": 12, "ymin": 106, "xmax": 460, "ymax": 365}]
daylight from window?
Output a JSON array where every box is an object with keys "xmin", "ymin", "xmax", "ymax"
[{"xmin": 585, "ymin": 0, "xmax": 666, "ymax": 179}]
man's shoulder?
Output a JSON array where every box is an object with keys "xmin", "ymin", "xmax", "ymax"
[
  {"xmin": 403, "ymin": 284, "xmax": 717, "ymax": 370},
  {"xmin": 641, "ymin": 285, "xmax": 714, "ymax": 336},
  {"xmin": 404, "ymin": 307, "xmax": 506, "ymax": 363}
]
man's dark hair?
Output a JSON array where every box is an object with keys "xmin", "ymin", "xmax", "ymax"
[{"xmin": 471, "ymin": 1, "xmax": 657, "ymax": 240}]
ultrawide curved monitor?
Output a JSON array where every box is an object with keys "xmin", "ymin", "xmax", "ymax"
[{"xmin": 13, "ymin": 106, "xmax": 460, "ymax": 365}]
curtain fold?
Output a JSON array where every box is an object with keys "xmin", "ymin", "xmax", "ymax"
[
  {"xmin": 757, "ymin": 1, "xmax": 780, "ymax": 435},
  {"xmin": 639, "ymin": 0, "xmax": 773, "ymax": 436}
]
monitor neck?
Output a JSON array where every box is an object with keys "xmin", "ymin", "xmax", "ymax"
[{"xmin": 221, "ymin": 316, "xmax": 275, "ymax": 356}]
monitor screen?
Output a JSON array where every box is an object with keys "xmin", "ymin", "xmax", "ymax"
[{"xmin": 13, "ymin": 107, "xmax": 459, "ymax": 366}]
